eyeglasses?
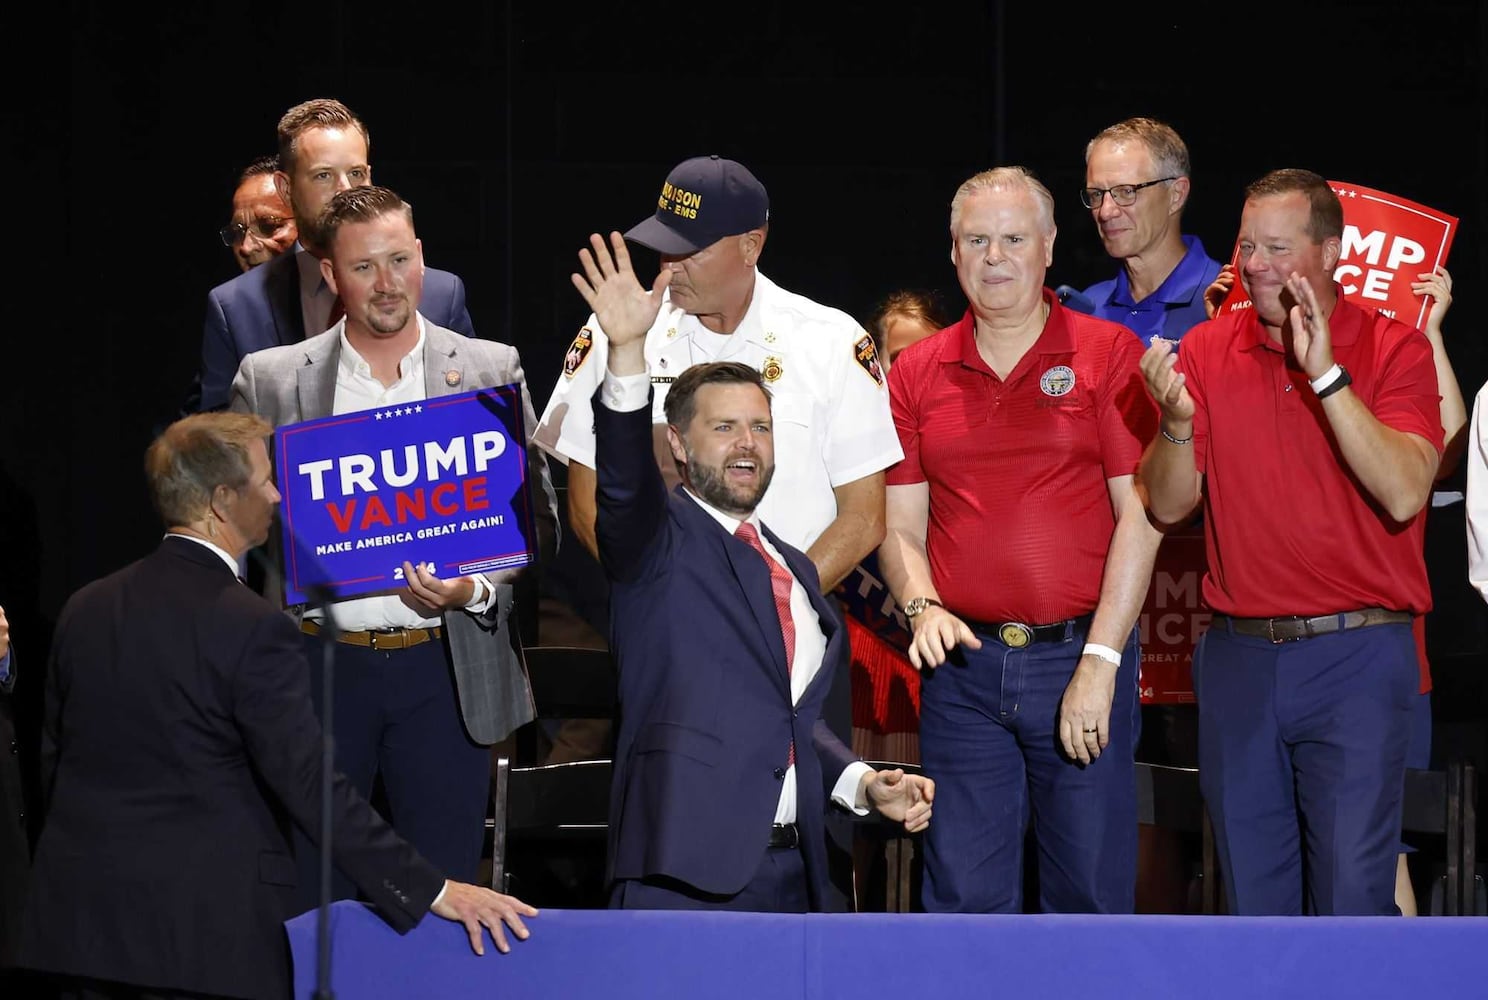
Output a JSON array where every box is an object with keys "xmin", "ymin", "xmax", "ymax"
[
  {"xmin": 219, "ymin": 217, "xmax": 292, "ymax": 247},
  {"xmin": 1078, "ymin": 177, "xmax": 1177, "ymax": 209}
]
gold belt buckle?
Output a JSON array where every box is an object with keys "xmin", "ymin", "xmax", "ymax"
[{"xmin": 999, "ymin": 622, "xmax": 1034, "ymax": 648}]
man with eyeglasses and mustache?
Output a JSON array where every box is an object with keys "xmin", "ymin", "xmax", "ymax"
[
  {"xmin": 221, "ymin": 155, "xmax": 298, "ymax": 273},
  {"xmin": 193, "ymin": 99, "xmax": 476, "ymax": 413}
]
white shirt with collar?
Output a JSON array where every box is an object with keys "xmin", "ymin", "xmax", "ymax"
[
  {"xmin": 599, "ymin": 367, "xmax": 870, "ymax": 823},
  {"xmin": 302, "ymin": 316, "xmax": 494, "ymax": 631},
  {"xmin": 537, "ymin": 270, "xmax": 903, "ymax": 553},
  {"xmin": 168, "ymin": 532, "xmax": 242, "ymax": 576}
]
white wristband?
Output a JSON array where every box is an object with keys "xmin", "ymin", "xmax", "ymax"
[
  {"xmin": 1082, "ymin": 643, "xmax": 1123, "ymax": 666},
  {"xmin": 1309, "ymin": 364, "xmax": 1344, "ymax": 394}
]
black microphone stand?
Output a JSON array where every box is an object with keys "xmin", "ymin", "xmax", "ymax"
[
  {"xmin": 304, "ymin": 583, "xmax": 341, "ymax": 1000},
  {"xmin": 247, "ymin": 542, "xmax": 342, "ymax": 1000}
]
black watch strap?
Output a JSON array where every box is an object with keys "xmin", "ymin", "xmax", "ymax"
[{"xmin": 1316, "ymin": 365, "xmax": 1352, "ymax": 400}]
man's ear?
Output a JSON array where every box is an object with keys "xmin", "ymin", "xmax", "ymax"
[
  {"xmin": 320, "ymin": 255, "xmax": 338, "ymax": 297},
  {"xmin": 274, "ymin": 171, "xmax": 294, "ymax": 214},
  {"xmin": 740, "ymin": 229, "xmax": 766, "ymax": 267},
  {"xmin": 666, "ymin": 424, "xmax": 687, "ymax": 467},
  {"xmin": 1169, "ymin": 176, "xmax": 1191, "ymax": 215},
  {"xmin": 1322, "ymin": 236, "xmax": 1342, "ymax": 275}
]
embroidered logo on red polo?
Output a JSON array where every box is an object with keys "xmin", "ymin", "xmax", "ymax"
[{"xmin": 1040, "ymin": 365, "xmax": 1075, "ymax": 396}]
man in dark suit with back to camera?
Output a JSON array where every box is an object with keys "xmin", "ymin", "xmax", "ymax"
[
  {"xmin": 18, "ymin": 412, "xmax": 536, "ymax": 1000},
  {"xmin": 194, "ymin": 98, "xmax": 475, "ymax": 413},
  {"xmin": 572, "ymin": 231, "xmax": 934, "ymax": 911}
]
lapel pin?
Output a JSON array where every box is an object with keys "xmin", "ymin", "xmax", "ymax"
[{"xmin": 444, "ymin": 369, "xmax": 462, "ymax": 387}]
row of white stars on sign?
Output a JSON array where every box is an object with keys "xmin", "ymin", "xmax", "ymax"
[
  {"xmin": 373, "ymin": 405, "xmax": 424, "ymax": 419},
  {"xmin": 1331, "ymin": 187, "xmax": 1360, "ymax": 198}
]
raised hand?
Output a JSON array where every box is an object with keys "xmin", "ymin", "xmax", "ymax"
[
  {"xmin": 1139, "ymin": 337, "xmax": 1194, "ymax": 427},
  {"xmin": 1412, "ymin": 265, "xmax": 1453, "ymax": 339},
  {"xmin": 1284, "ymin": 272, "xmax": 1334, "ymax": 379},
  {"xmin": 571, "ymin": 231, "xmax": 671, "ymax": 348},
  {"xmin": 1203, "ymin": 263, "xmax": 1237, "ymax": 320}
]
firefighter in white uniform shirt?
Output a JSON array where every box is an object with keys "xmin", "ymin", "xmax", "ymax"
[{"xmin": 536, "ymin": 154, "xmax": 901, "ymax": 591}]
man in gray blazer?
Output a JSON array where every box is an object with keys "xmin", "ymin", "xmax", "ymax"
[{"xmin": 231, "ymin": 185, "xmax": 556, "ymax": 913}]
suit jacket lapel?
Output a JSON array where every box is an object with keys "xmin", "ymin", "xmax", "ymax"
[
  {"xmin": 423, "ymin": 320, "xmax": 464, "ymax": 399},
  {"xmin": 295, "ymin": 338, "xmax": 339, "ymax": 420},
  {"xmin": 266, "ymin": 252, "xmax": 306, "ymax": 346}
]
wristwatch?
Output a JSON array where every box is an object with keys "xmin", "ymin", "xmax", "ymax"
[{"xmin": 903, "ymin": 597, "xmax": 944, "ymax": 620}]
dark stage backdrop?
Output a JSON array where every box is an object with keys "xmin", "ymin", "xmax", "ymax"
[{"xmin": 6, "ymin": 3, "xmax": 1485, "ymax": 773}]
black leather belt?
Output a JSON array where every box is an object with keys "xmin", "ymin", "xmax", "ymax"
[
  {"xmin": 965, "ymin": 613, "xmax": 1094, "ymax": 649},
  {"xmin": 768, "ymin": 823, "xmax": 799, "ymax": 849},
  {"xmin": 301, "ymin": 620, "xmax": 443, "ymax": 651},
  {"xmin": 1212, "ymin": 607, "xmax": 1411, "ymax": 644}
]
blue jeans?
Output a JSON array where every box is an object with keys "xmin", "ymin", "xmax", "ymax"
[
  {"xmin": 1194, "ymin": 622, "xmax": 1416, "ymax": 915},
  {"xmin": 918, "ymin": 624, "xmax": 1140, "ymax": 913}
]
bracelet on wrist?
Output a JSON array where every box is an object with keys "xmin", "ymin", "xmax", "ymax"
[
  {"xmin": 1312, "ymin": 364, "xmax": 1352, "ymax": 400},
  {"xmin": 1160, "ymin": 425, "xmax": 1193, "ymax": 446},
  {"xmin": 1082, "ymin": 643, "xmax": 1123, "ymax": 666}
]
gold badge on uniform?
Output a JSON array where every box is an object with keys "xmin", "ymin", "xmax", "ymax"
[
  {"xmin": 853, "ymin": 334, "xmax": 885, "ymax": 387},
  {"xmin": 562, "ymin": 328, "xmax": 594, "ymax": 380},
  {"xmin": 999, "ymin": 623, "xmax": 1033, "ymax": 648},
  {"xmin": 761, "ymin": 355, "xmax": 784, "ymax": 383},
  {"xmin": 765, "ymin": 331, "xmax": 777, "ymax": 344}
]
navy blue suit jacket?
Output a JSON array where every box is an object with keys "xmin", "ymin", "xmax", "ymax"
[
  {"xmin": 193, "ymin": 248, "xmax": 474, "ymax": 412},
  {"xmin": 594, "ymin": 393, "xmax": 856, "ymax": 907}
]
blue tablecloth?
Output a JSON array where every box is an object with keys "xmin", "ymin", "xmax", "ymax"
[{"xmin": 287, "ymin": 902, "xmax": 1488, "ymax": 999}]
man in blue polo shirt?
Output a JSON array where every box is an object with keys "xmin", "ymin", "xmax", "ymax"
[
  {"xmin": 1069, "ymin": 117, "xmax": 1222, "ymax": 913},
  {"xmin": 1075, "ymin": 117, "xmax": 1223, "ymax": 346}
]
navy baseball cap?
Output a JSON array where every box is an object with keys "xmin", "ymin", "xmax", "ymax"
[{"xmin": 624, "ymin": 155, "xmax": 770, "ymax": 255}]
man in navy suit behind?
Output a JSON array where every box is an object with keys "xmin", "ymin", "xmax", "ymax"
[
  {"xmin": 192, "ymin": 98, "xmax": 475, "ymax": 413},
  {"xmin": 573, "ymin": 231, "xmax": 934, "ymax": 911}
]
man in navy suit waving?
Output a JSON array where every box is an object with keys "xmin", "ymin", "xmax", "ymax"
[{"xmin": 573, "ymin": 231, "xmax": 934, "ymax": 912}]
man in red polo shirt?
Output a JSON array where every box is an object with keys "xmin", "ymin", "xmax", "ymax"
[
  {"xmin": 879, "ymin": 166, "xmax": 1162, "ymax": 913},
  {"xmin": 1139, "ymin": 169, "xmax": 1441, "ymax": 916}
]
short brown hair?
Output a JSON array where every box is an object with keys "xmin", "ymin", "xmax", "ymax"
[
  {"xmin": 317, "ymin": 185, "xmax": 415, "ymax": 250},
  {"xmin": 663, "ymin": 361, "xmax": 771, "ymax": 430},
  {"xmin": 1244, "ymin": 168, "xmax": 1343, "ymax": 243},
  {"xmin": 277, "ymin": 98, "xmax": 370, "ymax": 173},
  {"xmin": 868, "ymin": 289, "xmax": 947, "ymax": 356},
  {"xmin": 145, "ymin": 413, "xmax": 272, "ymax": 527}
]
